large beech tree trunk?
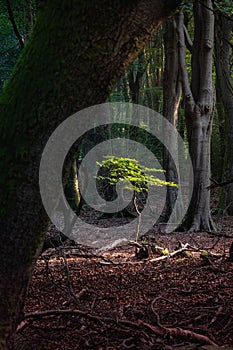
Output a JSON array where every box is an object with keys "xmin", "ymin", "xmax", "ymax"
[
  {"xmin": 0, "ymin": 1, "xmax": 181, "ymax": 348},
  {"xmin": 215, "ymin": 14, "xmax": 233, "ymax": 215},
  {"xmin": 178, "ymin": 1, "xmax": 216, "ymax": 231}
]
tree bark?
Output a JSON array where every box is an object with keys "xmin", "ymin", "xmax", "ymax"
[
  {"xmin": 128, "ymin": 50, "xmax": 147, "ymax": 104},
  {"xmin": 178, "ymin": 1, "xmax": 216, "ymax": 231},
  {"xmin": 215, "ymin": 81, "xmax": 226, "ymax": 180},
  {"xmin": 163, "ymin": 16, "xmax": 182, "ymax": 221},
  {"xmin": 214, "ymin": 13, "xmax": 233, "ymax": 215},
  {"xmin": 0, "ymin": 0, "xmax": 181, "ymax": 348}
]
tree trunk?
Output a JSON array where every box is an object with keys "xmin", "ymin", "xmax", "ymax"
[
  {"xmin": 64, "ymin": 160, "xmax": 80, "ymax": 212},
  {"xmin": 0, "ymin": 1, "xmax": 181, "ymax": 348},
  {"xmin": 128, "ymin": 50, "xmax": 146, "ymax": 104},
  {"xmin": 215, "ymin": 81, "xmax": 226, "ymax": 181},
  {"xmin": 178, "ymin": 1, "xmax": 216, "ymax": 231},
  {"xmin": 163, "ymin": 16, "xmax": 182, "ymax": 221},
  {"xmin": 215, "ymin": 14, "xmax": 233, "ymax": 215}
]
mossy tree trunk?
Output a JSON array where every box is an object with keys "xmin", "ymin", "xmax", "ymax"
[
  {"xmin": 0, "ymin": 0, "xmax": 181, "ymax": 348},
  {"xmin": 178, "ymin": 1, "xmax": 216, "ymax": 231}
]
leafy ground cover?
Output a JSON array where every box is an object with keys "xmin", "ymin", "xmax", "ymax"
[{"xmin": 18, "ymin": 210, "xmax": 233, "ymax": 350}]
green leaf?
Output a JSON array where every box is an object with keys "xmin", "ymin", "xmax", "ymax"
[{"xmin": 96, "ymin": 156, "xmax": 178, "ymax": 194}]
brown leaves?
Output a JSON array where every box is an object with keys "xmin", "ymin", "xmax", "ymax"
[{"xmin": 20, "ymin": 215, "xmax": 233, "ymax": 349}]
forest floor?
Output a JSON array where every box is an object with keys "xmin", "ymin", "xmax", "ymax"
[{"xmin": 20, "ymin": 192, "xmax": 233, "ymax": 350}]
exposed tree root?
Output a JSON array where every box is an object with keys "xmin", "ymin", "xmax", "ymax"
[
  {"xmin": 18, "ymin": 308, "xmax": 218, "ymax": 347},
  {"xmin": 188, "ymin": 216, "xmax": 218, "ymax": 232}
]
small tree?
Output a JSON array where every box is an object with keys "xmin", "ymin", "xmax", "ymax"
[{"xmin": 97, "ymin": 156, "xmax": 178, "ymax": 242}]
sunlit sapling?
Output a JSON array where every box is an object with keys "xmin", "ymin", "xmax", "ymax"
[{"xmin": 96, "ymin": 156, "xmax": 178, "ymax": 242}]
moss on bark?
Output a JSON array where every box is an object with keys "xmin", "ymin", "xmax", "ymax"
[{"xmin": 0, "ymin": 1, "xmax": 181, "ymax": 348}]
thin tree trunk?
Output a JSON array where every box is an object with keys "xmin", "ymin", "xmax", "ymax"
[
  {"xmin": 215, "ymin": 14, "xmax": 233, "ymax": 215},
  {"xmin": 215, "ymin": 82, "xmax": 226, "ymax": 180},
  {"xmin": 6, "ymin": 0, "xmax": 24, "ymax": 48},
  {"xmin": 128, "ymin": 50, "xmax": 147, "ymax": 104},
  {"xmin": 0, "ymin": 1, "xmax": 181, "ymax": 348},
  {"xmin": 163, "ymin": 16, "xmax": 182, "ymax": 221},
  {"xmin": 178, "ymin": 1, "xmax": 216, "ymax": 231}
]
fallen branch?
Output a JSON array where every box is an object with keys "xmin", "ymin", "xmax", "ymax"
[
  {"xmin": 149, "ymin": 243, "xmax": 194, "ymax": 262},
  {"xmin": 42, "ymin": 248, "xmax": 116, "ymax": 265},
  {"xmin": 19, "ymin": 308, "xmax": 218, "ymax": 346}
]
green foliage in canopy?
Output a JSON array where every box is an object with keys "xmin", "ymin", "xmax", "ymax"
[
  {"xmin": 182, "ymin": 0, "xmax": 233, "ymax": 17},
  {"xmin": 0, "ymin": 0, "xmax": 37, "ymax": 92},
  {"xmin": 214, "ymin": 0, "xmax": 233, "ymax": 16},
  {"xmin": 0, "ymin": 3, "xmax": 20, "ymax": 91}
]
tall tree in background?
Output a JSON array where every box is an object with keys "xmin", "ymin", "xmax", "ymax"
[
  {"xmin": 0, "ymin": 1, "xmax": 181, "ymax": 348},
  {"xmin": 128, "ymin": 50, "xmax": 147, "ymax": 104},
  {"xmin": 215, "ymin": 12, "xmax": 233, "ymax": 214},
  {"xmin": 163, "ymin": 16, "xmax": 182, "ymax": 220},
  {"xmin": 178, "ymin": 0, "xmax": 216, "ymax": 231},
  {"xmin": 143, "ymin": 32, "xmax": 164, "ymax": 111}
]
